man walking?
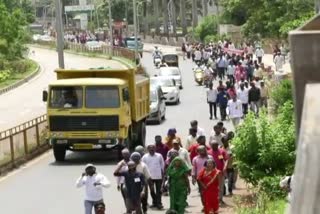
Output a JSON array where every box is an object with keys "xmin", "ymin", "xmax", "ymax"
[
  {"xmin": 248, "ymin": 82, "xmax": 261, "ymax": 116},
  {"xmin": 207, "ymin": 83, "xmax": 218, "ymax": 120},
  {"xmin": 260, "ymin": 81, "xmax": 269, "ymax": 108},
  {"xmin": 228, "ymin": 95, "xmax": 243, "ymax": 128},
  {"xmin": 114, "ymin": 161, "xmax": 146, "ymax": 214},
  {"xmin": 255, "ymin": 46, "xmax": 264, "ymax": 63},
  {"xmin": 209, "ymin": 140, "xmax": 228, "ymax": 205},
  {"xmin": 142, "ymin": 144, "xmax": 165, "ymax": 210},
  {"xmin": 216, "ymin": 88, "xmax": 229, "ymax": 121},
  {"xmin": 155, "ymin": 135, "xmax": 169, "ymax": 161},
  {"xmin": 237, "ymin": 83, "xmax": 249, "ymax": 115},
  {"xmin": 190, "ymin": 120, "xmax": 205, "ymax": 137},
  {"xmin": 115, "ymin": 149, "xmax": 131, "ymax": 213},
  {"xmin": 168, "ymin": 140, "xmax": 192, "ymax": 168},
  {"xmin": 76, "ymin": 164, "xmax": 111, "ymax": 214}
]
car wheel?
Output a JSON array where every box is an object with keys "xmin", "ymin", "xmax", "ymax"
[
  {"xmin": 179, "ymin": 86, "xmax": 183, "ymax": 90},
  {"xmin": 157, "ymin": 112, "xmax": 161, "ymax": 124}
]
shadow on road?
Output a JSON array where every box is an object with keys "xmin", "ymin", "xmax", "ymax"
[{"xmin": 49, "ymin": 151, "xmax": 118, "ymax": 166}]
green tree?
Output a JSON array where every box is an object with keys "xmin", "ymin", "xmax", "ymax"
[
  {"xmin": 0, "ymin": 2, "xmax": 29, "ymax": 60},
  {"xmin": 221, "ymin": 0, "xmax": 315, "ymax": 38},
  {"xmin": 195, "ymin": 15, "xmax": 218, "ymax": 41}
]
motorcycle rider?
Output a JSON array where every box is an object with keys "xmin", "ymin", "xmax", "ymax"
[{"xmin": 153, "ymin": 46, "xmax": 162, "ymax": 65}]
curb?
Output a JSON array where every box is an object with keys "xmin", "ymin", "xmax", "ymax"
[{"xmin": 0, "ymin": 60, "xmax": 41, "ymax": 96}]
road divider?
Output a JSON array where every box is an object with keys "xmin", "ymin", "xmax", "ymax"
[{"xmin": 0, "ymin": 60, "xmax": 40, "ymax": 96}]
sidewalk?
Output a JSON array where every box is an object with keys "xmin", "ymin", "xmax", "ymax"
[{"xmin": 143, "ymin": 43, "xmax": 292, "ymax": 74}]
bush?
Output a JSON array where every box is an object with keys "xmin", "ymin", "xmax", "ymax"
[
  {"xmin": 10, "ymin": 60, "xmax": 29, "ymax": 73},
  {"xmin": 0, "ymin": 69, "xmax": 12, "ymax": 82},
  {"xmin": 195, "ymin": 15, "xmax": 218, "ymax": 42},
  {"xmin": 204, "ymin": 34, "xmax": 231, "ymax": 44},
  {"xmin": 271, "ymin": 79, "xmax": 293, "ymax": 113},
  {"xmin": 232, "ymin": 101, "xmax": 295, "ymax": 198}
]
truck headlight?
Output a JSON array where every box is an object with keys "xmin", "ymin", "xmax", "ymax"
[{"xmin": 51, "ymin": 132, "xmax": 64, "ymax": 138}]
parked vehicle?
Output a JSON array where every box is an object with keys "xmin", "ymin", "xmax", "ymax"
[
  {"xmin": 147, "ymin": 86, "xmax": 166, "ymax": 124},
  {"xmin": 158, "ymin": 67, "xmax": 183, "ymax": 89},
  {"xmin": 150, "ymin": 76, "xmax": 180, "ymax": 105},
  {"xmin": 124, "ymin": 37, "xmax": 144, "ymax": 57},
  {"xmin": 42, "ymin": 66, "xmax": 150, "ymax": 161}
]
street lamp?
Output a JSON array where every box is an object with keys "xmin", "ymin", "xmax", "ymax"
[
  {"xmin": 133, "ymin": 0, "xmax": 138, "ymax": 61},
  {"xmin": 55, "ymin": 0, "xmax": 65, "ymax": 69},
  {"xmin": 136, "ymin": 2, "xmax": 144, "ymax": 34},
  {"xmin": 108, "ymin": 0, "xmax": 113, "ymax": 56}
]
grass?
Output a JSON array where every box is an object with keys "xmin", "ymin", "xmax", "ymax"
[
  {"xmin": 0, "ymin": 59, "xmax": 38, "ymax": 89},
  {"xmin": 237, "ymin": 199, "xmax": 287, "ymax": 214}
]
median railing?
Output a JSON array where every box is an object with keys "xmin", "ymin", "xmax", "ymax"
[
  {"xmin": 0, "ymin": 114, "xmax": 48, "ymax": 173},
  {"xmin": 33, "ymin": 40, "xmax": 136, "ymax": 63}
]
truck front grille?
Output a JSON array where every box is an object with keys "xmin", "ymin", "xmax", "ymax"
[{"xmin": 49, "ymin": 116, "xmax": 119, "ymax": 131}]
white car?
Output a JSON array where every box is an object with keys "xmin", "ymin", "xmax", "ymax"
[
  {"xmin": 158, "ymin": 67, "xmax": 183, "ymax": 89},
  {"xmin": 147, "ymin": 85, "xmax": 166, "ymax": 124},
  {"xmin": 39, "ymin": 35, "xmax": 53, "ymax": 41},
  {"xmin": 85, "ymin": 41, "xmax": 102, "ymax": 51},
  {"xmin": 151, "ymin": 76, "xmax": 180, "ymax": 105}
]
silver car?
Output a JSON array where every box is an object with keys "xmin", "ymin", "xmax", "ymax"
[
  {"xmin": 147, "ymin": 86, "xmax": 166, "ymax": 124},
  {"xmin": 151, "ymin": 76, "xmax": 180, "ymax": 105},
  {"xmin": 158, "ymin": 67, "xmax": 183, "ymax": 89}
]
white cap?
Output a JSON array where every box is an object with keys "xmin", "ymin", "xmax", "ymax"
[{"xmin": 85, "ymin": 163, "xmax": 95, "ymax": 169}]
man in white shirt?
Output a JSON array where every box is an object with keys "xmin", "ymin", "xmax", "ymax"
[
  {"xmin": 274, "ymin": 52, "xmax": 284, "ymax": 72},
  {"xmin": 207, "ymin": 83, "xmax": 218, "ymax": 119},
  {"xmin": 142, "ymin": 144, "xmax": 165, "ymax": 209},
  {"xmin": 168, "ymin": 140, "xmax": 192, "ymax": 168},
  {"xmin": 76, "ymin": 164, "xmax": 111, "ymax": 214},
  {"xmin": 190, "ymin": 120, "xmax": 206, "ymax": 137},
  {"xmin": 228, "ymin": 95, "xmax": 243, "ymax": 128},
  {"xmin": 237, "ymin": 83, "xmax": 249, "ymax": 115},
  {"xmin": 186, "ymin": 128, "xmax": 198, "ymax": 150},
  {"xmin": 255, "ymin": 46, "xmax": 264, "ymax": 63},
  {"xmin": 194, "ymin": 48, "xmax": 202, "ymax": 64}
]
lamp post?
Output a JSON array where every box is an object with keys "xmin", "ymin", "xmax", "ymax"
[
  {"xmin": 55, "ymin": 0, "xmax": 65, "ymax": 69},
  {"xmin": 133, "ymin": 0, "xmax": 138, "ymax": 61},
  {"xmin": 108, "ymin": 0, "xmax": 113, "ymax": 56}
]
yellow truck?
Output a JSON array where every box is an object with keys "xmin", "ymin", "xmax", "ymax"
[{"xmin": 42, "ymin": 65, "xmax": 150, "ymax": 161}]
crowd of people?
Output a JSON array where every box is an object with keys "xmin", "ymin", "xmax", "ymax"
[{"xmin": 76, "ymin": 120, "xmax": 236, "ymax": 214}]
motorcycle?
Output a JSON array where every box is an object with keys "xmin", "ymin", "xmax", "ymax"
[
  {"xmin": 154, "ymin": 56, "xmax": 162, "ymax": 68},
  {"xmin": 194, "ymin": 67, "xmax": 204, "ymax": 85}
]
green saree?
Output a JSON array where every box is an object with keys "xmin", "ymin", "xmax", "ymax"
[{"xmin": 166, "ymin": 157, "xmax": 191, "ymax": 214}]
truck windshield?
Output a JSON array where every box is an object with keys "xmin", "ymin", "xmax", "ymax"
[
  {"xmin": 49, "ymin": 86, "xmax": 83, "ymax": 108},
  {"xmin": 86, "ymin": 86, "xmax": 120, "ymax": 108}
]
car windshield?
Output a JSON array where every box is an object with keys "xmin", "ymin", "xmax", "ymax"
[
  {"xmin": 159, "ymin": 68, "xmax": 180, "ymax": 76},
  {"xmin": 152, "ymin": 78, "xmax": 174, "ymax": 87},
  {"xmin": 163, "ymin": 55, "xmax": 178, "ymax": 61},
  {"xmin": 86, "ymin": 86, "xmax": 119, "ymax": 108},
  {"xmin": 49, "ymin": 86, "xmax": 83, "ymax": 108},
  {"xmin": 150, "ymin": 90, "xmax": 158, "ymax": 102}
]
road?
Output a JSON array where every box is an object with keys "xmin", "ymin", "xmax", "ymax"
[
  {"xmin": 0, "ymin": 48, "xmax": 235, "ymax": 213},
  {"xmin": 0, "ymin": 47, "xmax": 126, "ymax": 131}
]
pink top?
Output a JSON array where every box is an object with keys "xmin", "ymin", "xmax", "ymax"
[{"xmin": 192, "ymin": 155, "xmax": 213, "ymax": 177}]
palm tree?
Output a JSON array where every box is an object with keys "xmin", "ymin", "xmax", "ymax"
[
  {"xmin": 191, "ymin": 0, "xmax": 198, "ymax": 28},
  {"xmin": 153, "ymin": 0, "xmax": 160, "ymax": 34},
  {"xmin": 202, "ymin": 0, "xmax": 208, "ymax": 17},
  {"xmin": 180, "ymin": 0, "xmax": 187, "ymax": 35}
]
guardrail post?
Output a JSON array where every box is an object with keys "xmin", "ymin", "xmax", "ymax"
[
  {"xmin": 23, "ymin": 130, "xmax": 28, "ymax": 155},
  {"xmin": 35, "ymin": 124, "xmax": 40, "ymax": 146},
  {"xmin": 9, "ymin": 134, "xmax": 14, "ymax": 164}
]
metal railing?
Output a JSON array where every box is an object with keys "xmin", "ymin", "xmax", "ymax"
[
  {"xmin": 0, "ymin": 115, "xmax": 48, "ymax": 172},
  {"xmin": 33, "ymin": 40, "xmax": 136, "ymax": 63}
]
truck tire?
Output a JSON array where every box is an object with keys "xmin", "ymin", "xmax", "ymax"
[
  {"xmin": 137, "ymin": 121, "xmax": 146, "ymax": 147},
  {"xmin": 125, "ymin": 126, "xmax": 134, "ymax": 151},
  {"xmin": 53, "ymin": 145, "xmax": 66, "ymax": 162}
]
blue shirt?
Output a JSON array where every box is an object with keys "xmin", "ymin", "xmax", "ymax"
[{"xmin": 217, "ymin": 91, "xmax": 229, "ymax": 106}]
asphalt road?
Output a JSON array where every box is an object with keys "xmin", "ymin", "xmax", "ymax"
[
  {"xmin": 0, "ymin": 47, "xmax": 126, "ymax": 131},
  {"xmin": 0, "ymin": 48, "xmax": 234, "ymax": 214}
]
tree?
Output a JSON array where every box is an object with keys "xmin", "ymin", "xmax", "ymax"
[
  {"xmin": 180, "ymin": 0, "xmax": 187, "ymax": 35},
  {"xmin": 153, "ymin": 0, "xmax": 160, "ymax": 34},
  {"xmin": 221, "ymin": 0, "xmax": 315, "ymax": 38},
  {"xmin": 195, "ymin": 15, "xmax": 218, "ymax": 41}
]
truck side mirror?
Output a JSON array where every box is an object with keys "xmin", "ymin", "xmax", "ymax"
[
  {"xmin": 42, "ymin": 90, "xmax": 48, "ymax": 102},
  {"xmin": 123, "ymin": 88, "xmax": 130, "ymax": 102}
]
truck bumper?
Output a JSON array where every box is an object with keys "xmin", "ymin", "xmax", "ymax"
[{"xmin": 50, "ymin": 138, "xmax": 122, "ymax": 151}]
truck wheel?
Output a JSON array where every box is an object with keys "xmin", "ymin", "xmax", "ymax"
[
  {"xmin": 125, "ymin": 126, "xmax": 134, "ymax": 151},
  {"xmin": 137, "ymin": 121, "xmax": 146, "ymax": 147},
  {"xmin": 53, "ymin": 145, "xmax": 66, "ymax": 162}
]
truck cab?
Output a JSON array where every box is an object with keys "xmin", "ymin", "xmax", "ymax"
[{"xmin": 43, "ymin": 68, "xmax": 149, "ymax": 161}]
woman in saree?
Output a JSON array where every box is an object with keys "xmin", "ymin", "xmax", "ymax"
[
  {"xmin": 197, "ymin": 158, "xmax": 220, "ymax": 214},
  {"xmin": 166, "ymin": 157, "xmax": 191, "ymax": 214}
]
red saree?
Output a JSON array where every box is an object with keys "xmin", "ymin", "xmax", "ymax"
[{"xmin": 197, "ymin": 168, "xmax": 220, "ymax": 214}]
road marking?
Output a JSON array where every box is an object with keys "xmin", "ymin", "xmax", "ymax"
[{"xmin": 0, "ymin": 150, "xmax": 51, "ymax": 183}]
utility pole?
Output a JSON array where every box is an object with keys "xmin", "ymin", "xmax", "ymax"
[
  {"xmin": 108, "ymin": 0, "xmax": 113, "ymax": 56},
  {"xmin": 133, "ymin": 0, "xmax": 138, "ymax": 61},
  {"xmin": 55, "ymin": 0, "xmax": 65, "ymax": 69}
]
